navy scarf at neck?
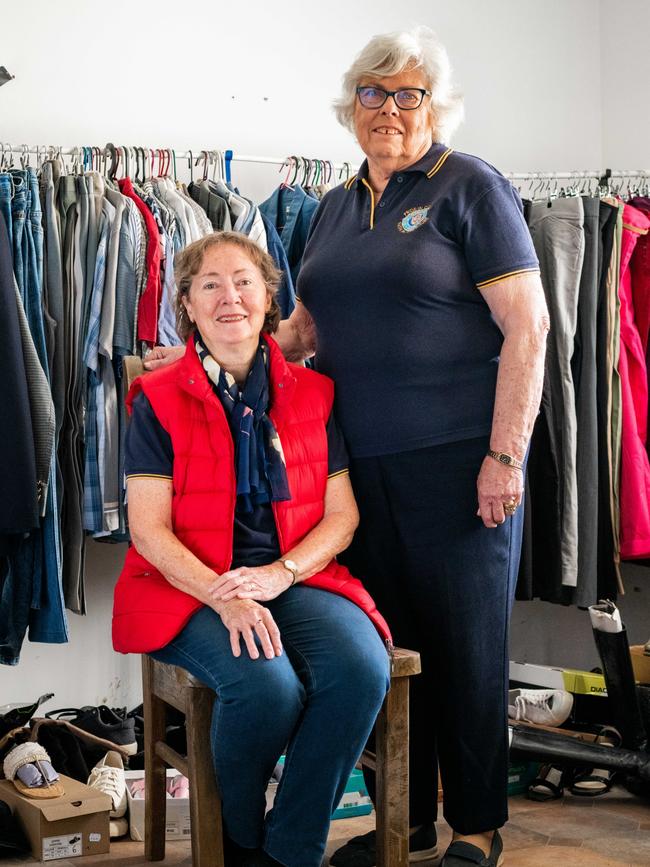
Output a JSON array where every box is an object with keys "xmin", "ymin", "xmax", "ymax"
[{"xmin": 194, "ymin": 334, "xmax": 291, "ymax": 513}]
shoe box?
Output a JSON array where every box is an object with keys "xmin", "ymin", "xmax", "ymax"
[
  {"xmin": 266, "ymin": 758, "xmax": 373, "ymax": 820},
  {"xmin": 509, "ymin": 660, "xmax": 609, "ymax": 726},
  {"xmin": 125, "ymin": 768, "xmax": 191, "ymax": 842},
  {"xmin": 630, "ymin": 646, "xmax": 650, "ymax": 684},
  {"xmin": 0, "ymin": 775, "xmax": 111, "ymax": 861}
]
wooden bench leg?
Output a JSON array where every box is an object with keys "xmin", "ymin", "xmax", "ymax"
[
  {"xmin": 186, "ymin": 688, "xmax": 224, "ymax": 867},
  {"xmin": 375, "ymin": 676, "xmax": 410, "ymax": 867},
  {"xmin": 143, "ymin": 656, "xmax": 168, "ymax": 861}
]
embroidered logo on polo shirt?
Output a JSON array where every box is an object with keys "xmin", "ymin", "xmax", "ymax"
[{"xmin": 398, "ymin": 206, "xmax": 430, "ymax": 233}]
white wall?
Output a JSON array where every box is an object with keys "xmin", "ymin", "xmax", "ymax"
[
  {"xmin": 0, "ymin": 0, "xmax": 644, "ymax": 708},
  {"xmin": 600, "ymin": 0, "xmax": 650, "ymax": 168}
]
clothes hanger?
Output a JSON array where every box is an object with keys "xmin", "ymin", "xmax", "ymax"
[
  {"xmin": 105, "ymin": 143, "xmax": 117, "ymax": 179},
  {"xmin": 279, "ymin": 156, "xmax": 295, "ymax": 189}
]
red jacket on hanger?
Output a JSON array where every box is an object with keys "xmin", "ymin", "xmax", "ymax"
[
  {"xmin": 112, "ymin": 335, "xmax": 391, "ymax": 652},
  {"xmin": 118, "ymin": 177, "xmax": 161, "ymax": 345},
  {"xmin": 619, "ymin": 203, "xmax": 650, "ymax": 558}
]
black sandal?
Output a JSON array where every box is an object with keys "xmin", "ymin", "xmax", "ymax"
[{"xmin": 527, "ymin": 763, "xmax": 566, "ymax": 801}]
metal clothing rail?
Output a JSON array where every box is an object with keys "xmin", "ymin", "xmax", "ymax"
[
  {"xmin": 3, "ymin": 145, "xmax": 650, "ymax": 182},
  {"xmin": 0, "ymin": 144, "xmax": 358, "ymax": 179},
  {"xmin": 505, "ymin": 170, "xmax": 650, "ymax": 179}
]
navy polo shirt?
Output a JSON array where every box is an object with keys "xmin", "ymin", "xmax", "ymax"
[{"xmin": 297, "ymin": 142, "xmax": 539, "ymax": 458}]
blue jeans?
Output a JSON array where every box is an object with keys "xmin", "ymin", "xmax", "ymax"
[
  {"xmin": 0, "ymin": 169, "xmax": 67, "ymax": 662},
  {"xmin": 151, "ymin": 587, "xmax": 389, "ymax": 867},
  {"xmin": 0, "ymin": 174, "xmax": 12, "ymax": 247}
]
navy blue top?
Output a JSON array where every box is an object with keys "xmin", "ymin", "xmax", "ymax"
[
  {"xmin": 297, "ymin": 143, "xmax": 539, "ymax": 458},
  {"xmin": 125, "ymin": 392, "xmax": 349, "ymax": 569}
]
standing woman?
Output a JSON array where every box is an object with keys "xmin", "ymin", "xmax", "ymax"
[{"xmin": 277, "ymin": 26, "xmax": 549, "ymax": 867}]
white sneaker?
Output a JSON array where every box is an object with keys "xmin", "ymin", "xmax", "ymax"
[
  {"xmin": 87, "ymin": 750, "xmax": 127, "ymax": 818},
  {"xmin": 508, "ymin": 688, "xmax": 574, "ymax": 726},
  {"xmin": 109, "ymin": 816, "xmax": 129, "ymax": 838}
]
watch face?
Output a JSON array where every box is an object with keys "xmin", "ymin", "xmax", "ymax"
[
  {"xmin": 283, "ymin": 559, "xmax": 298, "ymax": 573},
  {"xmin": 498, "ymin": 454, "xmax": 510, "ymax": 465}
]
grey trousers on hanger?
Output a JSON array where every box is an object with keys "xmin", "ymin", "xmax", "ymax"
[
  {"xmin": 573, "ymin": 196, "xmax": 600, "ymax": 606},
  {"xmin": 528, "ymin": 197, "xmax": 585, "ymax": 589}
]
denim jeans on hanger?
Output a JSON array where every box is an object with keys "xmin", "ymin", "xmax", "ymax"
[
  {"xmin": 10, "ymin": 174, "xmax": 27, "ymax": 299},
  {"xmin": 0, "ymin": 174, "xmax": 13, "ymax": 247},
  {"xmin": 1, "ymin": 171, "xmax": 67, "ymax": 661}
]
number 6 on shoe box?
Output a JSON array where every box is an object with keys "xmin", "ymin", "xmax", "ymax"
[{"xmin": 0, "ymin": 775, "xmax": 111, "ymax": 861}]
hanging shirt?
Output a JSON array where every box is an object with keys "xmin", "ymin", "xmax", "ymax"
[
  {"xmin": 260, "ymin": 212, "xmax": 296, "ymax": 319},
  {"xmin": 259, "ymin": 184, "xmax": 319, "ymax": 284}
]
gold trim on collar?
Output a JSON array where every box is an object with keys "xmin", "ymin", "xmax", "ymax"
[
  {"xmin": 426, "ymin": 147, "xmax": 453, "ymax": 178},
  {"xmin": 344, "ymin": 174, "xmax": 358, "ymax": 190},
  {"xmin": 360, "ymin": 178, "xmax": 376, "ymax": 230}
]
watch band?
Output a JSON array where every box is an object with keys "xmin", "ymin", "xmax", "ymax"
[
  {"xmin": 487, "ymin": 449, "xmax": 524, "ymax": 471},
  {"xmin": 280, "ymin": 559, "xmax": 299, "ymax": 586}
]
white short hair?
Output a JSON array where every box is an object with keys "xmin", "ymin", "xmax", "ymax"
[{"xmin": 333, "ymin": 26, "xmax": 464, "ymax": 144}]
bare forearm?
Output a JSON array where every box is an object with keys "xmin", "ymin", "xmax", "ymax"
[
  {"xmin": 281, "ymin": 510, "xmax": 357, "ymax": 582},
  {"xmin": 131, "ymin": 525, "xmax": 223, "ymax": 610},
  {"xmin": 490, "ymin": 324, "xmax": 548, "ymax": 460}
]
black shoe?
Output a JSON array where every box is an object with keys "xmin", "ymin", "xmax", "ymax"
[
  {"xmin": 240, "ymin": 849, "xmax": 283, "ymax": 867},
  {"xmin": 440, "ymin": 830, "xmax": 503, "ymax": 866},
  {"xmin": 329, "ymin": 824, "xmax": 438, "ymax": 866},
  {"xmin": 223, "ymin": 834, "xmax": 249, "ymax": 867},
  {"xmin": 46, "ymin": 706, "xmax": 137, "ymax": 754}
]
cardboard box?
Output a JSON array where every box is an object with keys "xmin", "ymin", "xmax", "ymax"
[
  {"xmin": 0, "ymin": 775, "xmax": 110, "ymax": 862},
  {"xmin": 507, "ymin": 762, "xmax": 540, "ymax": 796},
  {"xmin": 509, "ymin": 660, "xmax": 607, "ymax": 697},
  {"xmin": 266, "ymin": 760, "xmax": 372, "ymax": 820},
  {"xmin": 125, "ymin": 769, "xmax": 191, "ymax": 842},
  {"xmin": 630, "ymin": 646, "xmax": 650, "ymax": 684}
]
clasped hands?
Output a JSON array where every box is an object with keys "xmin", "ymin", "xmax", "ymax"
[{"xmin": 205, "ymin": 562, "xmax": 294, "ymax": 661}]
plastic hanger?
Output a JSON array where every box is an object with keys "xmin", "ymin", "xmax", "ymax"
[{"xmin": 279, "ymin": 156, "xmax": 294, "ymax": 189}]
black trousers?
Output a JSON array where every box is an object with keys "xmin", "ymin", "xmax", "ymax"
[{"xmin": 340, "ymin": 436, "xmax": 524, "ymax": 835}]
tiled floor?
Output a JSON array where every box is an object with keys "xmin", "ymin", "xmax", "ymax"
[{"xmin": 4, "ymin": 785, "xmax": 650, "ymax": 866}]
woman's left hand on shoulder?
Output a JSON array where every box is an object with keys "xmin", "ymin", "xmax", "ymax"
[
  {"xmin": 476, "ymin": 457, "xmax": 524, "ymax": 528},
  {"xmin": 207, "ymin": 562, "xmax": 294, "ymax": 603}
]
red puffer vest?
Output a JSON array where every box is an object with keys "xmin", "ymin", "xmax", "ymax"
[{"xmin": 112, "ymin": 335, "xmax": 391, "ymax": 653}]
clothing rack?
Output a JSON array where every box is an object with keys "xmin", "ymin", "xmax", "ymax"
[
  {"xmin": 5, "ymin": 145, "xmax": 650, "ymax": 195},
  {"xmin": 0, "ymin": 145, "xmax": 358, "ymax": 185}
]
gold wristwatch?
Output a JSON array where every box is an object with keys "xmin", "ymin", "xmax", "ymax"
[
  {"xmin": 487, "ymin": 449, "xmax": 524, "ymax": 471},
  {"xmin": 280, "ymin": 559, "xmax": 299, "ymax": 585}
]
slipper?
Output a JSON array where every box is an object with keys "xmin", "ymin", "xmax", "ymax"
[
  {"xmin": 3, "ymin": 742, "xmax": 64, "ymax": 799},
  {"xmin": 527, "ymin": 763, "xmax": 565, "ymax": 801}
]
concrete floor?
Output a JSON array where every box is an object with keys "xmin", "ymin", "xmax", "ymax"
[{"xmin": 3, "ymin": 785, "xmax": 650, "ymax": 866}]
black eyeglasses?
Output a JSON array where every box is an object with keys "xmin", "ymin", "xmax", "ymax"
[{"xmin": 356, "ymin": 86, "xmax": 431, "ymax": 111}]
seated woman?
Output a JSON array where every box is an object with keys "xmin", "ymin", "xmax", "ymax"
[{"xmin": 112, "ymin": 232, "xmax": 391, "ymax": 867}]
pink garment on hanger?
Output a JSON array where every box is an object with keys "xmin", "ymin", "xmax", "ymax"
[{"xmin": 618, "ymin": 203, "xmax": 650, "ymax": 558}]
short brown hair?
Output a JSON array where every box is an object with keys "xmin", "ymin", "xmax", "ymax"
[{"xmin": 173, "ymin": 232, "xmax": 283, "ymax": 341}]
